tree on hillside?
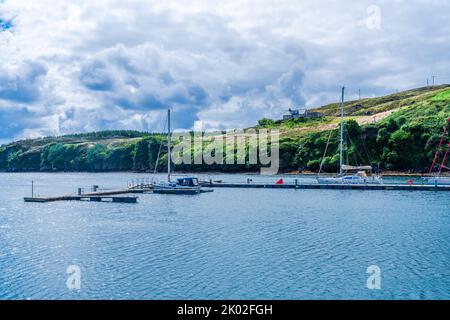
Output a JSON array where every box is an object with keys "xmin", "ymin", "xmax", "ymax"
[
  {"xmin": 133, "ymin": 139, "xmax": 150, "ymax": 171},
  {"xmin": 86, "ymin": 144, "xmax": 110, "ymax": 171},
  {"xmin": 258, "ymin": 118, "xmax": 275, "ymax": 127}
]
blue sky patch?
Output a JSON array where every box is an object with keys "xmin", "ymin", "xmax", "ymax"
[{"xmin": 0, "ymin": 19, "xmax": 12, "ymax": 31}]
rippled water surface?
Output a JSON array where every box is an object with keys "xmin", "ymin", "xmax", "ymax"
[{"xmin": 0, "ymin": 172, "xmax": 449, "ymax": 299}]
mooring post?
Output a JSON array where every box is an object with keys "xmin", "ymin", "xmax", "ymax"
[{"xmin": 31, "ymin": 180, "xmax": 34, "ymax": 198}]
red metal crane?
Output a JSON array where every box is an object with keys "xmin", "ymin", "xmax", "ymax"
[{"xmin": 429, "ymin": 117, "xmax": 450, "ymax": 174}]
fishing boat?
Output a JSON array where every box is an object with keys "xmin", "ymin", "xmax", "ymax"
[
  {"xmin": 317, "ymin": 87, "xmax": 383, "ymax": 185},
  {"xmin": 425, "ymin": 117, "xmax": 450, "ymax": 186},
  {"xmin": 153, "ymin": 109, "xmax": 202, "ymax": 195}
]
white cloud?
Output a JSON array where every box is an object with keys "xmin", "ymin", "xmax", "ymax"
[{"xmin": 0, "ymin": 0, "xmax": 450, "ymax": 140}]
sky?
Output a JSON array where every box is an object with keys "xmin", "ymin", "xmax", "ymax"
[{"xmin": 1, "ymin": 0, "xmax": 450, "ymax": 143}]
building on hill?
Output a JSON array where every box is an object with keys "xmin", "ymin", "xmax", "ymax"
[
  {"xmin": 283, "ymin": 109, "xmax": 300, "ymax": 119},
  {"xmin": 283, "ymin": 108, "xmax": 324, "ymax": 120}
]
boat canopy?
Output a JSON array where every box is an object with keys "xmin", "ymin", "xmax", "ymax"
[
  {"xmin": 176, "ymin": 177, "xmax": 199, "ymax": 187},
  {"xmin": 341, "ymin": 165, "xmax": 373, "ymax": 171}
]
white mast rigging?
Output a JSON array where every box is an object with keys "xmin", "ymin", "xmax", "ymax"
[{"xmin": 339, "ymin": 86, "xmax": 345, "ymax": 176}]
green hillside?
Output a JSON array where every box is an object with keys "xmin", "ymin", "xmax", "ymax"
[
  {"xmin": 311, "ymin": 85, "xmax": 450, "ymax": 117},
  {"xmin": 257, "ymin": 85, "xmax": 450, "ymax": 135},
  {"xmin": 1, "ymin": 85, "xmax": 450, "ymax": 173}
]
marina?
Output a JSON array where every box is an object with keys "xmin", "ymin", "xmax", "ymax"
[
  {"xmin": 22, "ymin": 178, "xmax": 450, "ymax": 203},
  {"xmin": 17, "ymin": 108, "xmax": 450, "ymax": 204}
]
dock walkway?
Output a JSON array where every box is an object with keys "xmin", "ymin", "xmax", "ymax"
[
  {"xmin": 204, "ymin": 182, "xmax": 450, "ymax": 192},
  {"xmin": 24, "ymin": 181, "xmax": 450, "ymax": 203},
  {"xmin": 24, "ymin": 188, "xmax": 141, "ymax": 203},
  {"xmin": 24, "ymin": 195, "xmax": 138, "ymax": 203}
]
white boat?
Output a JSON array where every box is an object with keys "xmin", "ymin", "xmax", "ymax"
[
  {"xmin": 317, "ymin": 166, "xmax": 383, "ymax": 185},
  {"xmin": 316, "ymin": 87, "xmax": 383, "ymax": 185},
  {"xmin": 427, "ymin": 177, "xmax": 450, "ymax": 186},
  {"xmin": 152, "ymin": 109, "xmax": 202, "ymax": 195}
]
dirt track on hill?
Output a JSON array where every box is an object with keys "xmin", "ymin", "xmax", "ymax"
[{"xmin": 281, "ymin": 107, "xmax": 405, "ymax": 136}]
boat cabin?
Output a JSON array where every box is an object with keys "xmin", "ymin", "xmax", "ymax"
[
  {"xmin": 176, "ymin": 177, "xmax": 199, "ymax": 187},
  {"xmin": 341, "ymin": 165, "xmax": 374, "ymax": 176}
]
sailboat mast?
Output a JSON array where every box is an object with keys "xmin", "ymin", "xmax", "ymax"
[
  {"xmin": 167, "ymin": 109, "xmax": 171, "ymax": 182},
  {"xmin": 339, "ymin": 86, "xmax": 345, "ymax": 176}
]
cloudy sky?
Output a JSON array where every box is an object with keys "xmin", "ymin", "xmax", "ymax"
[{"xmin": 0, "ymin": 0, "xmax": 449, "ymax": 143}]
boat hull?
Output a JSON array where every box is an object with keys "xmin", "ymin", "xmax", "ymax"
[
  {"xmin": 317, "ymin": 176, "xmax": 383, "ymax": 185},
  {"xmin": 427, "ymin": 177, "xmax": 450, "ymax": 186},
  {"xmin": 153, "ymin": 185, "xmax": 201, "ymax": 195}
]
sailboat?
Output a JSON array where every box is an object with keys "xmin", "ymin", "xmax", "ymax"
[
  {"xmin": 317, "ymin": 87, "xmax": 383, "ymax": 185},
  {"xmin": 428, "ymin": 176, "xmax": 450, "ymax": 186},
  {"xmin": 426, "ymin": 117, "xmax": 450, "ymax": 186},
  {"xmin": 153, "ymin": 109, "xmax": 202, "ymax": 195}
]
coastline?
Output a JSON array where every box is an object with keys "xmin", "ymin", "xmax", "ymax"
[
  {"xmin": 283, "ymin": 170, "xmax": 440, "ymax": 177},
  {"xmin": 0, "ymin": 169, "xmax": 446, "ymax": 177}
]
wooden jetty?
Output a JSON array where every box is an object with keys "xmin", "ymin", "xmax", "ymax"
[{"xmin": 203, "ymin": 182, "xmax": 450, "ymax": 192}]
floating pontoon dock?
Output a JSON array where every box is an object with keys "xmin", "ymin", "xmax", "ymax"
[
  {"xmin": 203, "ymin": 182, "xmax": 450, "ymax": 192},
  {"xmin": 24, "ymin": 180, "xmax": 450, "ymax": 203},
  {"xmin": 24, "ymin": 195, "xmax": 138, "ymax": 203}
]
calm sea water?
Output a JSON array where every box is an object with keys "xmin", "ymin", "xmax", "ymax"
[{"xmin": 0, "ymin": 172, "xmax": 449, "ymax": 300}]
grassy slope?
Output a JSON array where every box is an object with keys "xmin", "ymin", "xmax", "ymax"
[
  {"xmin": 259, "ymin": 85, "xmax": 450, "ymax": 137},
  {"xmin": 311, "ymin": 85, "xmax": 450, "ymax": 116}
]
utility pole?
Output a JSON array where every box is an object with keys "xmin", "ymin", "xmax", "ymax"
[
  {"xmin": 358, "ymin": 89, "xmax": 361, "ymax": 100},
  {"xmin": 427, "ymin": 78, "xmax": 429, "ymax": 87},
  {"xmin": 432, "ymin": 76, "xmax": 435, "ymax": 86}
]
